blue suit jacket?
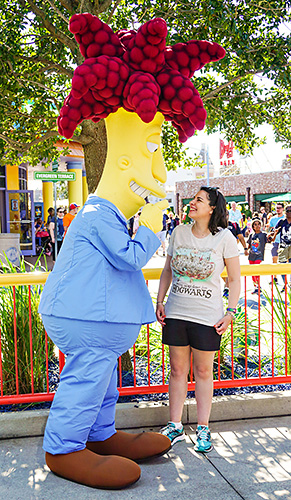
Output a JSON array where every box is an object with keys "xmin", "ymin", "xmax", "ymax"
[{"xmin": 39, "ymin": 196, "xmax": 160, "ymax": 324}]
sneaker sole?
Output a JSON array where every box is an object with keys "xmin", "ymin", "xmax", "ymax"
[
  {"xmin": 171, "ymin": 434, "xmax": 185, "ymax": 446},
  {"xmin": 194, "ymin": 444, "xmax": 213, "ymax": 453}
]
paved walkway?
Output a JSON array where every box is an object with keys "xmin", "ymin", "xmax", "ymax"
[{"xmin": 1, "ymin": 416, "xmax": 291, "ymax": 500}]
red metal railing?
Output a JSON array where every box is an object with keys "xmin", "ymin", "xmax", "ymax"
[{"xmin": 0, "ymin": 265, "xmax": 291, "ymax": 406}]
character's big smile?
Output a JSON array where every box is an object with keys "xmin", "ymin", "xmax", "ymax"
[{"xmin": 130, "ymin": 181, "xmax": 151, "ymax": 200}]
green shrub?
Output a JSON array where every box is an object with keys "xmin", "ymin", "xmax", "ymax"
[{"xmin": 0, "ymin": 255, "xmax": 54, "ymax": 395}]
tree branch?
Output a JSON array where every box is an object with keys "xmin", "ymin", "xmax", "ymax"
[
  {"xmin": 106, "ymin": 0, "xmax": 122, "ymax": 23},
  {"xmin": 44, "ymin": 0, "xmax": 70, "ymax": 23},
  {"xmin": 97, "ymin": 0, "xmax": 113, "ymax": 14},
  {"xmin": 4, "ymin": 51, "xmax": 74, "ymax": 78},
  {"xmin": 0, "ymin": 101, "xmax": 57, "ymax": 121},
  {"xmin": 71, "ymin": 133, "xmax": 95, "ymax": 145},
  {"xmin": 0, "ymin": 130, "xmax": 59, "ymax": 152},
  {"xmin": 203, "ymin": 60, "xmax": 291, "ymax": 100},
  {"xmin": 26, "ymin": 0, "xmax": 77, "ymax": 52},
  {"xmin": 202, "ymin": 72, "xmax": 257, "ymax": 100},
  {"xmin": 58, "ymin": 0, "xmax": 75, "ymax": 13}
]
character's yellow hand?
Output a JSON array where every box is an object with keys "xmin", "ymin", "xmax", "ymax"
[{"xmin": 139, "ymin": 200, "xmax": 169, "ymax": 234}]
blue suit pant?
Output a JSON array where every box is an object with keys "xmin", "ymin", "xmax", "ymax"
[{"xmin": 41, "ymin": 315, "xmax": 140, "ymax": 455}]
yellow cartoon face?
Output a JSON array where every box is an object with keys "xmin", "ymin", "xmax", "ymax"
[{"xmin": 96, "ymin": 108, "xmax": 167, "ymax": 219}]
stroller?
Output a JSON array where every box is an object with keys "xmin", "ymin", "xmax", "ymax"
[{"xmin": 35, "ymin": 229, "xmax": 52, "ymax": 256}]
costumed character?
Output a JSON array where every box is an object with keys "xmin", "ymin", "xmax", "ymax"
[{"xmin": 39, "ymin": 13, "xmax": 225, "ymax": 490}]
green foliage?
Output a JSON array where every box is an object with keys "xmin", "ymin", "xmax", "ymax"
[
  {"xmin": 218, "ymin": 307, "xmax": 259, "ymax": 368},
  {"xmin": 0, "ymin": 0, "xmax": 290, "ymax": 170},
  {"xmin": 161, "ymin": 122, "xmax": 203, "ymax": 170},
  {"xmin": 136, "ymin": 323, "xmax": 170, "ymax": 378},
  {"xmin": 0, "ymin": 254, "xmax": 54, "ymax": 395}
]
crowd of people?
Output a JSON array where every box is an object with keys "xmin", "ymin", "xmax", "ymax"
[{"xmin": 34, "ymin": 203, "xmax": 80, "ymax": 259}]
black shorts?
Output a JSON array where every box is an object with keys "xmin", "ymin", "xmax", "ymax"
[{"xmin": 162, "ymin": 318, "xmax": 221, "ymax": 352}]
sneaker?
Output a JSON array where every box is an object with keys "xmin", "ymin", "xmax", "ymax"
[
  {"xmin": 194, "ymin": 425, "xmax": 213, "ymax": 453},
  {"xmin": 269, "ymin": 277, "xmax": 278, "ymax": 284},
  {"xmin": 160, "ymin": 422, "xmax": 185, "ymax": 445},
  {"xmin": 281, "ymin": 286, "xmax": 286, "ymax": 293},
  {"xmin": 251, "ymin": 288, "xmax": 258, "ymax": 294}
]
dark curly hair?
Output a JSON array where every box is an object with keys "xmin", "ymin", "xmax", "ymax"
[{"xmin": 200, "ymin": 186, "xmax": 227, "ymax": 235}]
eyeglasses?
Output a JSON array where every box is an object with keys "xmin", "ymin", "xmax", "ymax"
[
  {"xmin": 286, "ymin": 210, "xmax": 291, "ymax": 213},
  {"xmin": 58, "ymin": 211, "xmax": 64, "ymax": 214}
]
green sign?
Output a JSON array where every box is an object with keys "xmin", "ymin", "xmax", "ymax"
[{"xmin": 34, "ymin": 172, "xmax": 76, "ymax": 181}]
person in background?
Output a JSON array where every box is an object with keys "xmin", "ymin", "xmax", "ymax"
[
  {"xmin": 247, "ymin": 218, "xmax": 268, "ymax": 294},
  {"xmin": 266, "ymin": 211, "xmax": 273, "ymax": 228},
  {"xmin": 260, "ymin": 206, "xmax": 267, "ymax": 230},
  {"xmin": 268, "ymin": 205, "xmax": 291, "ymax": 293},
  {"xmin": 228, "ymin": 201, "xmax": 243, "ymax": 229},
  {"xmin": 35, "ymin": 217, "xmax": 45, "ymax": 233},
  {"xmin": 46, "ymin": 207, "xmax": 55, "ymax": 227},
  {"xmin": 63, "ymin": 203, "xmax": 80, "ymax": 237},
  {"xmin": 49, "ymin": 207, "xmax": 65, "ymax": 259},
  {"xmin": 243, "ymin": 203, "xmax": 252, "ymax": 219},
  {"xmin": 182, "ymin": 204, "xmax": 192, "ymax": 224},
  {"xmin": 267, "ymin": 203, "xmax": 285, "ymax": 285},
  {"xmin": 133, "ymin": 210, "xmax": 141, "ymax": 237},
  {"xmin": 167, "ymin": 211, "xmax": 176, "ymax": 237},
  {"xmin": 245, "ymin": 216, "xmax": 252, "ymax": 237},
  {"xmin": 156, "ymin": 212, "xmax": 169, "ymax": 256},
  {"xmin": 156, "ymin": 186, "xmax": 240, "ymax": 453},
  {"xmin": 223, "ymin": 210, "xmax": 248, "ymax": 298}
]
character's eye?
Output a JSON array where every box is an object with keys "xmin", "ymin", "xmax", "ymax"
[{"xmin": 147, "ymin": 141, "xmax": 159, "ymax": 153}]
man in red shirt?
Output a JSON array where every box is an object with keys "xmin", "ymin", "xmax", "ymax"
[{"xmin": 63, "ymin": 203, "xmax": 80, "ymax": 237}]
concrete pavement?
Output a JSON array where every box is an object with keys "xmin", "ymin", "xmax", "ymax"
[{"xmin": 1, "ymin": 416, "xmax": 291, "ymax": 500}]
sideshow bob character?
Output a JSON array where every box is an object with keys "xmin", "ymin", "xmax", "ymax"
[{"xmin": 39, "ymin": 14, "xmax": 225, "ymax": 490}]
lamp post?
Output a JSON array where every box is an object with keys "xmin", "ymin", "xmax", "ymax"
[{"xmin": 52, "ymin": 160, "xmax": 58, "ymax": 261}]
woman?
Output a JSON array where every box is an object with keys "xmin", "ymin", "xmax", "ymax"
[{"xmin": 156, "ymin": 186, "xmax": 241, "ymax": 452}]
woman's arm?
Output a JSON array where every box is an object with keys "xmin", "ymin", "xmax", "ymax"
[
  {"xmin": 156, "ymin": 255, "xmax": 172, "ymax": 326},
  {"xmin": 226, "ymin": 256, "xmax": 241, "ymax": 310},
  {"xmin": 214, "ymin": 255, "xmax": 241, "ymax": 335},
  {"xmin": 49, "ymin": 222, "xmax": 55, "ymax": 243}
]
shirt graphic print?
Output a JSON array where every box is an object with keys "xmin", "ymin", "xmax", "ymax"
[
  {"xmin": 165, "ymin": 224, "xmax": 239, "ymax": 326},
  {"xmin": 172, "ymin": 246, "xmax": 215, "ymax": 281}
]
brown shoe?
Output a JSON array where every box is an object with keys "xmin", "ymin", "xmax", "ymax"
[
  {"xmin": 45, "ymin": 448, "xmax": 140, "ymax": 489},
  {"xmin": 86, "ymin": 430, "xmax": 171, "ymax": 462}
]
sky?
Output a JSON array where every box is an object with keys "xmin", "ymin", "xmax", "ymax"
[{"xmin": 164, "ymin": 124, "xmax": 291, "ymax": 189}]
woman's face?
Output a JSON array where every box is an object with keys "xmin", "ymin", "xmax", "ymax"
[{"xmin": 189, "ymin": 190, "xmax": 213, "ymax": 221}]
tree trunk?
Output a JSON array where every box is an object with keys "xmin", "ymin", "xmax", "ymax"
[{"xmin": 81, "ymin": 119, "xmax": 107, "ymax": 194}]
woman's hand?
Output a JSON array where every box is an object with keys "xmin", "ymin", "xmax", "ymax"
[
  {"xmin": 214, "ymin": 314, "xmax": 232, "ymax": 335},
  {"xmin": 156, "ymin": 303, "xmax": 166, "ymax": 326}
]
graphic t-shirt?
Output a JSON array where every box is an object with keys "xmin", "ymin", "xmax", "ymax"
[
  {"xmin": 165, "ymin": 224, "xmax": 239, "ymax": 326},
  {"xmin": 247, "ymin": 231, "xmax": 267, "ymax": 261},
  {"xmin": 275, "ymin": 219, "xmax": 291, "ymax": 248}
]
